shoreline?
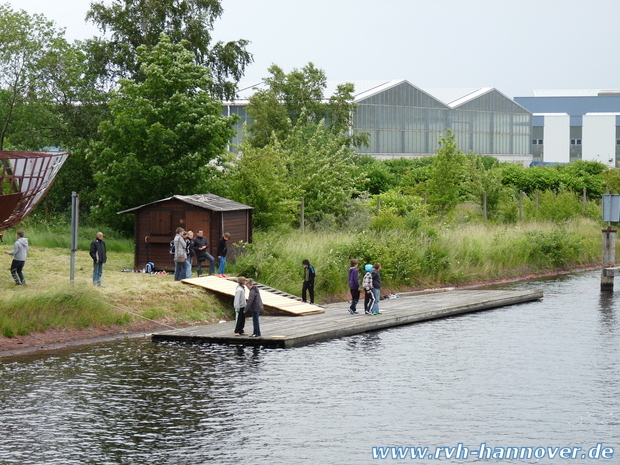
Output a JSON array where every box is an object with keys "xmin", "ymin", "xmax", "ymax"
[{"xmin": 0, "ymin": 265, "xmax": 603, "ymax": 358}]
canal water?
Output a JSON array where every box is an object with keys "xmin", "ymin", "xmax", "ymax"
[{"xmin": 1, "ymin": 270, "xmax": 618, "ymax": 465}]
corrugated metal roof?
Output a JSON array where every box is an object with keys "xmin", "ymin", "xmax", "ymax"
[{"xmin": 118, "ymin": 194, "xmax": 253, "ymax": 214}]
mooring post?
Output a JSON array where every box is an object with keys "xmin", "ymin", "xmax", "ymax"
[{"xmin": 601, "ymin": 226, "xmax": 617, "ymax": 292}]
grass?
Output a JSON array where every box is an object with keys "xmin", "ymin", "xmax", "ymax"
[{"xmin": 0, "ymin": 242, "xmax": 230, "ymax": 338}]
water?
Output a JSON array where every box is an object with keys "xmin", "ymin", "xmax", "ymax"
[{"xmin": 1, "ymin": 270, "xmax": 618, "ymax": 464}]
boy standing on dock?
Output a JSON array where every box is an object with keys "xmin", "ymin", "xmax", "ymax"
[
  {"xmin": 371, "ymin": 263, "xmax": 382, "ymax": 315},
  {"xmin": 245, "ymin": 279, "xmax": 263, "ymax": 337},
  {"xmin": 301, "ymin": 259, "xmax": 315, "ymax": 304},
  {"xmin": 234, "ymin": 276, "xmax": 247, "ymax": 336},
  {"xmin": 348, "ymin": 259, "xmax": 360, "ymax": 314}
]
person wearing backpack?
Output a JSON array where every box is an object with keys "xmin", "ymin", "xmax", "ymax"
[
  {"xmin": 173, "ymin": 227, "xmax": 187, "ymax": 281},
  {"xmin": 301, "ymin": 259, "xmax": 315, "ymax": 304}
]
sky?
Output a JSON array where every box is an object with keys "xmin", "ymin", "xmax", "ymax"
[{"xmin": 5, "ymin": 0, "xmax": 620, "ymax": 98}]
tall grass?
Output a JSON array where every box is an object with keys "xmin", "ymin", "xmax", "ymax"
[{"xmin": 231, "ymin": 218, "xmax": 605, "ymax": 301}]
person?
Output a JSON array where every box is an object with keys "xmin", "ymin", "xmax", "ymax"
[
  {"xmin": 301, "ymin": 259, "xmax": 315, "ymax": 304},
  {"xmin": 89, "ymin": 231, "xmax": 107, "ymax": 287},
  {"xmin": 371, "ymin": 263, "xmax": 382, "ymax": 315},
  {"xmin": 245, "ymin": 279, "xmax": 264, "ymax": 337},
  {"xmin": 362, "ymin": 264, "xmax": 375, "ymax": 315},
  {"xmin": 173, "ymin": 227, "xmax": 187, "ymax": 281},
  {"xmin": 193, "ymin": 229, "xmax": 215, "ymax": 276},
  {"xmin": 5, "ymin": 230, "xmax": 29, "ymax": 285},
  {"xmin": 217, "ymin": 232, "xmax": 231, "ymax": 278},
  {"xmin": 234, "ymin": 276, "xmax": 247, "ymax": 336},
  {"xmin": 185, "ymin": 230, "xmax": 195, "ymax": 279},
  {"xmin": 348, "ymin": 259, "xmax": 360, "ymax": 314}
]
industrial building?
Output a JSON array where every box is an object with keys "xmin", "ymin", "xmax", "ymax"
[
  {"xmin": 224, "ymin": 80, "xmax": 533, "ymax": 165},
  {"xmin": 515, "ymin": 90, "xmax": 620, "ymax": 167}
]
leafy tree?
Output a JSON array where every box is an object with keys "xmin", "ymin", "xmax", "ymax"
[
  {"xmin": 462, "ymin": 154, "xmax": 506, "ymax": 217},
  {"xmin": 89, "ymin": 34, "xmax": 236, "ymax": 231},
  {"xmin": 225, "ymin": 141, "xmax": 295, "ymax": 229},
  {"xmin": 426, "ymin": 130, "xmax": 467, "ymax": 212},
  {"xmin": 246, "ymin": 63, "xmax": 367, "ymax": 148},
  {"xmin": 0, "ymin": 5, "xmax": 67, "ymax": 150},
  {"xmin": 85, "ymin": 0, "xmax": 252, "ymax": 99}
]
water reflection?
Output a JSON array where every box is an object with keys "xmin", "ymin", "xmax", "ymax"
[{"xmin": 1, "ymin": 270, "xmax": 619, "ymax": 464}]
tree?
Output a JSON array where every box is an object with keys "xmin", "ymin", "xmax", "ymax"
[
  {"xmin": 0, "ymin": 5, "xmax": 67, "ymax": 150},
  {"xmin": 85, "ymin": 0, "xmax": 252, "ymax": 99},
  {"xmin": 246, "ymin": 63, "xmax": 367, "ymax": 149},
  {"xmin": 426, "ymin": 130, "xmax": 467, "ymax": 213},
  {"xmin": 89, "ymin": 34, "xmax": 236, "ymax": 231}
]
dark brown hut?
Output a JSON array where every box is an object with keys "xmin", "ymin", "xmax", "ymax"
[{"xmin": 118, "ymin": 194, "xmax": 253, "ymax": 271}]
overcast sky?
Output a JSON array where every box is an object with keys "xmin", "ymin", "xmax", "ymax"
[{"xmin": 5, "ymin": 0, "xmax": 619, "ymax": 98}]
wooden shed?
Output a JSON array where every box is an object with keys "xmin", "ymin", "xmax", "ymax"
[{"xmin": 118, "ymin": 194, "xmax": 253, "ymax": 271}]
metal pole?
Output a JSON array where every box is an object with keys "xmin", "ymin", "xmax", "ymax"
[{"xmin": 70, "ymin": 192, "xmax": 79, "ymax": 284}]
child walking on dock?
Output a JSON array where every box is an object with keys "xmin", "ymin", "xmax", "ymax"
[{"xmin": 234, "ymin": 277, "xmax": 247, "ymax": 336}]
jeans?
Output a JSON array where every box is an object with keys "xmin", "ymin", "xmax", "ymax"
[
  {"xmin": 11, "ymin": 259, "xmax": 25, "ymax": 284},
  {"xmin": 371, "ymin": 288, "xmax": 380, "ymax": 313},
  {"xmin": 350, "ymin": 288, "xmax": 360, "ymax": 311},
  {"xmin": 185, "ymin": 259, "xmax": 192, "ymax": 279},
  {"xmin": 93, "ymin": 262, "xmax": 103, "ymax": 286},
  {"xmin": 196, "ymin": 253, "xmax": 215, "ymax": 276},
  {"xmin": 218, "ymin": 256, "xmax": 227, "ymax": 275},
  {"xmin": 174, "ymin": 261, "xmax": 185, "ymax": 281},
  {"xmin": 252, "ymin": 311, "xmax": 261, "ymax": 336}
]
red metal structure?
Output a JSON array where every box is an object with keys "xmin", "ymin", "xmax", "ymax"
[{"xmin": 0, "ymin": 151, "xmax": 69, "ymax": 232}]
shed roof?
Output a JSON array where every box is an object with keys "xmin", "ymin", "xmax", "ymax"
[{"xmin": 118, "ymin": 194, "xmax": 253, "ymax": 214}]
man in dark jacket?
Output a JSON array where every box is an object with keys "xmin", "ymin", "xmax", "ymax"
[
  {"xmin": 193, "ymin": 229, "xmax": 215, "ymax": 276},
  {"xmin": 89, "ymin": 232, "xmax": 107, "ymax": 286},
  {"xmin": 302, "ymin": 259, "xmax": 316, "ymax": 304}
]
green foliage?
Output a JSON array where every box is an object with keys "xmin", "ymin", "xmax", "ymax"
[
  {"xmin": 501, "ymin": 160, "xmax": 606, "ymax": 197},
  {"xmin": 352, "ymin": 155, "xmax": 395, "ymax": 194},
  {"xmin": 462, "ymin": 154, "xmax": 506, "ymax": 218},
  {"xmin": 86, "ymin": 0, "xmax": 252, "ymax": 99},
  {"xmin": 526, "ymin": 228, "xmax": 584, "ymax": 268},
  {"xmin": 89, "ymin": 34, "xmax": 236, "ymax": 232},
  {"xmin": 246, "ymin": 63, "xmax": 367, "ymax": 149},
  {"xmin": 426, "ymin": 130, "xmax": 467, "ymax": 213}
]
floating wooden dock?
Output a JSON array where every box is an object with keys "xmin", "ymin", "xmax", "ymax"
[{"xmin": 152, "ymin": 288, "xmax": 543, "ymax": 349}]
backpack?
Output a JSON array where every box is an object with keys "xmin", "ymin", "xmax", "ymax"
[
  {"xmin": 169, "ymin": 240, "xmax": 175, "ymax": 255},
  {"xmin": 145, "ymin": 262, "xmax": 155, "ymax": 273}
]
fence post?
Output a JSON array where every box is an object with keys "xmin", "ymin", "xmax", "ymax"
[
  {"xmin": 483, "ymin": 191, "xmax": 487, "ymax": 222},
  {"xmin": 300, "ymin": 197, "xmax": 305, "ymax": 234},
  {"xmin": 601, "ymin": 227, "xmax": 617, "ymax": 292},
  {"xmin": 519, "ymin": 191, "xmax": 524, "ymax": 221}
]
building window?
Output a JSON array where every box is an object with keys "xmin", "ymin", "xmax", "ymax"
[
  {"xmin": 533, "ymin": 139, "xmax": 543, "ymax": 145},
  {"xmin": 571, "ymin": 139, "xmax": 582, "ymax": 145},
  {"xmin": 617, "ymin": 139, "xmax": 620, "ymax": 145}
]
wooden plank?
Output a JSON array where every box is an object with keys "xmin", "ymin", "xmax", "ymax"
[
  {"xmin": 181, "ymin": 276, "xmax": 324, "ymax": 315},
  {"xmin": 153, "ymin": 288, "xmax": 544, "ymax": 349}
]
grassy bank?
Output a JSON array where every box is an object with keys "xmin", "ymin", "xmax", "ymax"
[
  {"xmin": 0, "ymin": 244, "xmax": 230, "ymax": 338},
  {"xmin": 0, "ymin": 217, "xmax": 608, "ymax": 339}
]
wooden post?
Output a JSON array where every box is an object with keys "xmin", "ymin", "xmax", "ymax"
[
  {"xmin": 483, "ymin": 191, "xmax": 487, "ymax": 222},
  {"xmin": 601, "ymin": 227, "xmax": 617, "ymax": 292},
  {"xmin": 377, "ymin": 195, "xmax": 381, "ymax": 215},
  {"xmin": 535, "ymin": 190, "xmax": 539, "ymax": 210},
  {"xmin": 519, "ymin": 191, "xmax": 524, "ymax": 222},
  {"xmin": 300, "ymin": 197, "xmax": 305, "ymax": 234},
  {"xmin": 583, "ymin": 187, "xmax": 587, "ymax": 214}
]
